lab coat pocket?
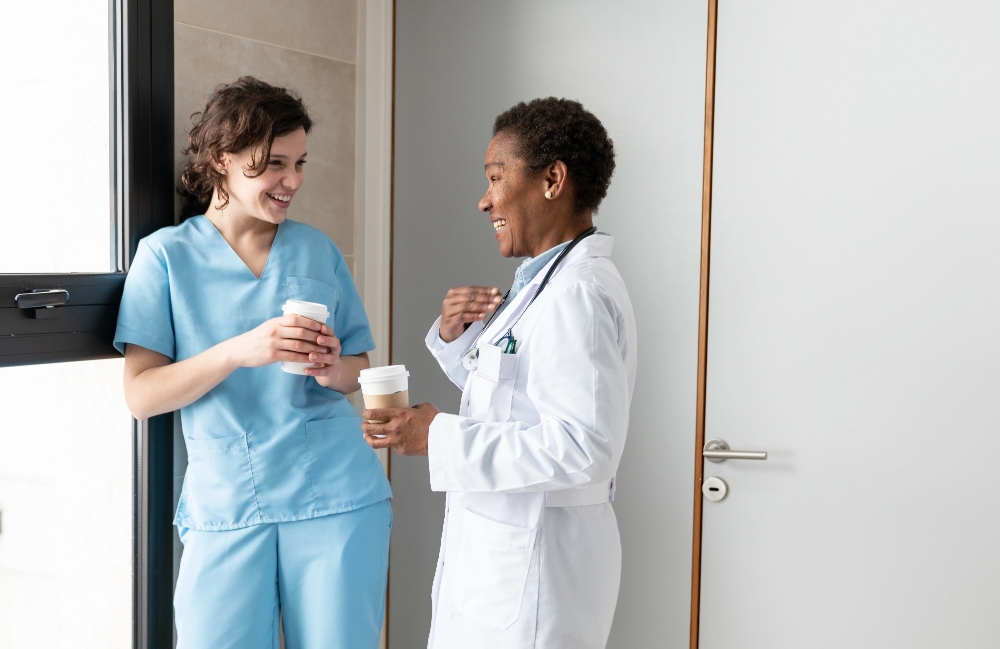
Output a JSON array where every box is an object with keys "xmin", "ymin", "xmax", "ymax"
[
  {"xmin": 466, "ymin": 345, "xmax": 518, "ymax": 422},
  {"xmin": 454, "ymin": 509, "xmax": 536, "ymax": 630},
  {"xmin": 182, "ymin": 433, "xmax": 258, "ymax": 527},
  {"xmin": 285, "ymin": 277, "xmax": 340, "ymax": 319}
]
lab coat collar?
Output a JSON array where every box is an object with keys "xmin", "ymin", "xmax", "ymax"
[{"xmin": 479, "ymin": 233, "xmax": 614, "ymax": 346}]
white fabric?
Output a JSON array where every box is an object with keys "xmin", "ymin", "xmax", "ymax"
[{"xmin": 423, "ymin": 234, "xmax": 637, "ymax": 648}]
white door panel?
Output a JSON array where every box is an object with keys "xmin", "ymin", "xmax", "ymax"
[{"xmin": 701, "ymin": 1, "xmax": 1000, "ymax": 646}]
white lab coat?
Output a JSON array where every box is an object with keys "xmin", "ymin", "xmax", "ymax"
[{"xmin": 424, "ymin": 234, "xmax": 637, "ymax": 649}]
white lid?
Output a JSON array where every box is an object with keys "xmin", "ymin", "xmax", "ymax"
[
  {"xmin": 359, "ymin": 365, "xmax": 409, "ymax": 381},
  {"xmin": 282, "ymin": 299, "xmax": 330, "ymax": 323},
  {"xmin": 358, "ymin": 365, "xmax": 409, "ymax": 394}
]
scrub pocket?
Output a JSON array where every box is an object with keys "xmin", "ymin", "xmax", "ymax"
[
  {"xmin": 466, "ymin": 344, "xmax": 518, "ymax": 422},
  {"xmin": 454, "ymin": 509, "xmax": 536, "ymax": 630},
  {"xmin": 182, "ymin": 433, "xmax": 259, "ymax": 527},
  {"xmin": 285, "ymin": 277, "xmax": 340, "ymax": 319}
]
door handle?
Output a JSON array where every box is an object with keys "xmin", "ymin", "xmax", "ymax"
[
  {"xmin": 14, "ymin": 289, "xmax": 70, "ymax": 309},
  {"xmin": 703, "ymin": 438, "xmax": 767, "ymax": 462}
]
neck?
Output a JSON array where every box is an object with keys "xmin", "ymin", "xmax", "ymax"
[
  {"xmin": 205, "ymin": 197, "xmax": 278, "ymax": 246},
  {"xmin": 530, "ymin": 213, "xmax": 593, "ymax": 258}
]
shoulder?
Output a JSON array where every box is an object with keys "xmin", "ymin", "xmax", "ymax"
[
  {"xmin": 545, "ymin": 252, "xmax": 633, "ymax": 323},
  {"xmin": 139, "ymin": 216, "xmax": 210, "ymax": 261},
  {"xmin": 282, "ymin": 220, "xmax": 340, "ymax": 251}
]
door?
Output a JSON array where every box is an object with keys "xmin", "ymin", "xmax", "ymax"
[{"xmin": 698, "ymin": 1, "xmax": 1000, "ymax": 646}]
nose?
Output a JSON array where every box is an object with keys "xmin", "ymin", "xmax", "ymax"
[
  {"xmin": 283, "ymin": 166, "xmax": 303, "ymax": 191},
  {"xmin": 478, "ymin": 188, "xmax": 492, "ymax": 213}
]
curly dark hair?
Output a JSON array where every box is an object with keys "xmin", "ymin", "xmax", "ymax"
[
  {"xmin": 178, "ymin": 76, "xmax": 313, "ymax": 219},
  {"xmin": 493, "ymin": 97, "xmax": 616, "ymax": 216}
]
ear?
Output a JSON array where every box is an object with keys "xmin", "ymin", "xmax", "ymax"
[
  {"xmin": 542, "ymin": 160, "xmax": 569, "ymax": 200},
  {"xmin": 212, "ymin": 152, "xmax": 231, "ymax": 175}
]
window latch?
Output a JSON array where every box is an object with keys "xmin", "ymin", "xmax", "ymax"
[{"xmin": 14, "ymin": 289, "xmax": 70, "ymax": 309}]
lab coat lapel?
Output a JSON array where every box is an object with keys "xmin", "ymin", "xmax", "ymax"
[{"xmin": 478, "ymin": 234, "xmax": 614, "ymax": 347}]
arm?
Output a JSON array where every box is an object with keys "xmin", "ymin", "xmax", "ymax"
[
  {"xmin": 311, "ymin": 351, "xmax": 370, "ymax": 394},
  {"xmin": 425, "ymin": 316, "xmax": 483, "ymax": 389},
  {"xmin": 428, "ymin": 282, "xmax": 631, "ymax": 493},
  {"xmin": 365, "ymin": 281, "xmax": 633, "ymax": 494},
  {"xmin": 123, "ymin": 314, "xmax": 338, "ymax": 420},
  {"xmin": 426, "ymin": 285, "xmax": 502, "ymax": 388}
]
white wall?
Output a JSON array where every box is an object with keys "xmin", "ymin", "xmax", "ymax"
[{"xmin": 391, "ymin": 1, "xmax": 707, "ymax": 645}]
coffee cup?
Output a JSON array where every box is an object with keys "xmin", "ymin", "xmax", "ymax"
[
  {"xmin": 280, "ymin": 299, "xmax": 331, "ymax": 374},
  {"xmin": 359, "ymin": 365, "xmax": 410, "ymax": 423}
]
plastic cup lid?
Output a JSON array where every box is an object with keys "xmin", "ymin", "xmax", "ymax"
[
  {"xmin": 282, "ymin": 299, "xmax": 330, "ymax": 322},
  {"xmin": 359, "ymin": 365, "xmax": 409, "ymax": 382}
]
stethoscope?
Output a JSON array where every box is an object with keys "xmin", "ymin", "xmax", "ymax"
[{"xmin": 461, "ymin": 226, "xmax": 598, "ymax": 371}]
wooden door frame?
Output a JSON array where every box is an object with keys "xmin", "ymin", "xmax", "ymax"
[
  {"xmin": 356, "ymin": 1, "xmax": 396, "ymax": 647},
  {"xmin": 690, "ymin": 0, "xmax": 720, "ymax": 647}
]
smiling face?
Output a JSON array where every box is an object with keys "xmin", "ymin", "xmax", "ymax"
[
  {"xmin": 478, "ymin": 131, "xmax": 555, "ymax": 258},
  {"xmin": 216, "ymin": 127, "xmax": 307, "ymax": 225}
]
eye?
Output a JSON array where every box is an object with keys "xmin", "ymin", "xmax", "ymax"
[
  {"xmin": 296, "ymin": 160, "xmax": 307, "ymax": 167},
  {"xmin": 269, "ymin": 160, "xmax": 282, "ymax": 167}
]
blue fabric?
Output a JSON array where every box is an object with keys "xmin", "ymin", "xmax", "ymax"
[
  {"xmin": 508, "ymin": 241, "xmax": 570, "ymax": 302},
  {"xmin": 174, "ymin": 499, "xmax": 392, "ymax": 649},
  {"xmin": 115, "ymin": 216, "xmax": 391, "ymax": 530}
]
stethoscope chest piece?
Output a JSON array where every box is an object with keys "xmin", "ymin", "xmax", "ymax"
[{"xmin": 462, "ymin": 347, "xmax": 480, "ymax": 371}]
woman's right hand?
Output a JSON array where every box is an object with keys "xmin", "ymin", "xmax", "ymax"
[
  {"xmin": 439, "ymin": 286, "xmax": 503, "ymax": 343},
  {"xmin": 227, "ymin": 314, "xmax": 333, "ymax": 368}
]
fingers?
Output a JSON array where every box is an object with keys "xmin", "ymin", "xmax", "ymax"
[
  {"xmin": 362, "ymin": 408, "xmax": 405, "ymax": 423},
  {"xmin": 364, "ymin": 431, "xmax": 392, "ymax": 449},
  {"xmin": 442, "ymin": 287, "xmax": 503, "ymax": 322}
]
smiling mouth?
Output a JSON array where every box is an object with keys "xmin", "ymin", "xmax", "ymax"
[
  {"xmin": 267, "ymin": 192, "xmax": 292, "ymax": 204},
  {"xmin": 493, "ymin": 219, "xmax": 507, "ymax": 233}
]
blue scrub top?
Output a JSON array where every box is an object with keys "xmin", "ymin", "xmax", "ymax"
[{"xmin": 114, "ymin": 216, "xmax": 391, "ymax": 531}]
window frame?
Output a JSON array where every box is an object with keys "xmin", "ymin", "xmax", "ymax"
[{"xmin": 0, "ymin": 0, "xmax": 175, "ymax": 647}]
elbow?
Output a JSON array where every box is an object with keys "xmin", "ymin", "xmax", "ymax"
[{"xmin": 123, "ymin": 384, "xmax": 155, "ymax": 421}]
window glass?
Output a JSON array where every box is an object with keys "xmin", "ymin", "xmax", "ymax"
[
  {"xmin": 0, "ymin": 360, "xmax": 132, "ymax": 647},
  {"xmin": 0, "ymin": 1, "xmax": 113, "ymax": 273}
]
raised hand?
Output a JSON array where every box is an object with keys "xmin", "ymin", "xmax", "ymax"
[{"xmin": 439, "ymin": 286, "xmax": 503, "ymax": 343}]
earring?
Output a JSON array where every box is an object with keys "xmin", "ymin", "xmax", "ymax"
[{"xmin": 544, "ymin": 190, "xmax": 553, "ymax": 199}]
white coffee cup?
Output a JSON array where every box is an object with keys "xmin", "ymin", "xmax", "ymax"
[
  {"xmin": 359, "ymin": 365, "xmax": 410, "ymax": 423},
  {"xmin": 280, "ymin": 299, "xmax": 331, "ymax": 374}
]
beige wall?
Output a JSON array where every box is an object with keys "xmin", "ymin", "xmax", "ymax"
[{"xmin": 174, "ymin": 0, "xmax": 359, "ymax": 270}]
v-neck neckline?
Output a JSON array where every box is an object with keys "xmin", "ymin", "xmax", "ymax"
[{"xmin": 202, "ymin": 215, "xmax": 282, "ymax": 281}]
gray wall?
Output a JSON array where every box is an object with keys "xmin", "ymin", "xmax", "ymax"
[{"xmin": 391, "ymin": 1, "xmax": 707, "ymax": 646}]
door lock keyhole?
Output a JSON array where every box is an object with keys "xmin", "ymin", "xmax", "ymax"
[{"xmin": 702, "ymin": 476, "xmax": 728, "ymax": 502}]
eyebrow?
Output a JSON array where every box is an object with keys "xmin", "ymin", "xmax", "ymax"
[
  {"xmin": 269, "ymin": 153, "xmax": 308, "ymax": 159},
  {"xmin": 485, "ymin": 161, "xmax": 504, "ymax": 170}
]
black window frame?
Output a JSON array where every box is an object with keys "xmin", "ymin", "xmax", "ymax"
[{"xmin": 0, "ymin": 0, "xmax": 175, "ymax": 647}]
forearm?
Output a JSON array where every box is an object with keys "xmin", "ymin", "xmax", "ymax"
[
  {"xmin": 319, "ymin": 353, "xmax": 370, "ymax": 394},
  {"xmin": 125, "ymin": 341, "xmax": 239, "ymax": 420},
  {"xmin": 427, "ymin": 414, "xmax": 621, "ymax": 493}
]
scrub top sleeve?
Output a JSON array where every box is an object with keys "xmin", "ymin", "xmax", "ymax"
[
  {"xmin": 113, "ymin": 240, "xmax": 176, "ymax": 359},
  {"xmin": 332, "ymin": 255, "xmax": 376, "ymax": 356}
]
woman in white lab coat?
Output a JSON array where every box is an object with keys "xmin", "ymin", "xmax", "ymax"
[{"xmin": 364, "ymin": 97, "xmax": 636, "ymax": 649}]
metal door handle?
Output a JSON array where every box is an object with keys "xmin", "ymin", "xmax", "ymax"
[
  {"xmin": 14, "ymin": 289, "xmax": 70, "ymax": 309},
  {"xmin": 703, "ymin": 438, "xmax": 767, "ymax": 462}
]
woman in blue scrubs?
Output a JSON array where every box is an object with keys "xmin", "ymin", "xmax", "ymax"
[{"xmin": 116, "ymin": 77, "xmax": 391, "ymax": 649}]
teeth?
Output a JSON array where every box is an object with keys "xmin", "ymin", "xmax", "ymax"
[
  {"xmin": 493, "ymin": 219, "xmax": 507, "ymax": 232},
  {"xmin": 268, "ymin": 193, "xmax": 291, "ymax": 202}
]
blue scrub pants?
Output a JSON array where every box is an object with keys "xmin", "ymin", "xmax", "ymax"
[{"xmin": 174, "ymin": 499, "xmax": 391, "ymax": 649}]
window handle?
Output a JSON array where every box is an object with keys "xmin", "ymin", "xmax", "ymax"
[{"xmin": 14, "ymin": 289, "xmax": 70, "ymax": 309}]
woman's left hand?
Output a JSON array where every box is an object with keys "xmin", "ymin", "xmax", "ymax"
[
  {"xmin": 363, "ymin": 403, "xmax": 440, "ymax": 456},
  {"xmin": 303, "ymin": 332, "xmax": 343, "ymax": 387}
]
